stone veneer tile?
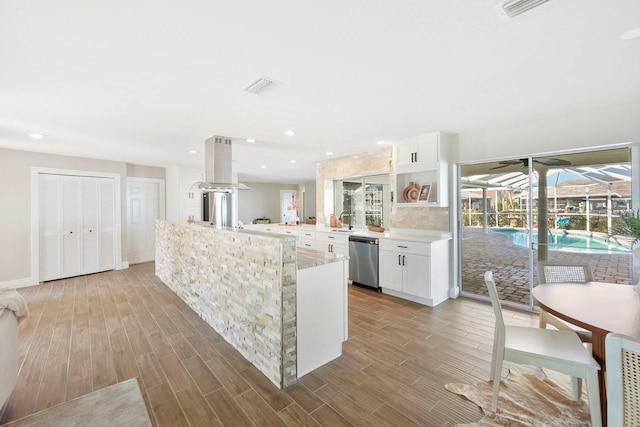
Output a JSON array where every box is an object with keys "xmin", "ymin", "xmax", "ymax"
[
  {"xmin": 316, "ymin": 147, "xmax": 450, "ymax": 231},
  {"xmin": 155, "ymin": 221, "xmax": 297, "ymax": 388}
]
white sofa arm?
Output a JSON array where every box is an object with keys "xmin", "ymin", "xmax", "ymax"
[{"xmin": 0, "ymin": 309, "xmax": 18, "ymax": 410}]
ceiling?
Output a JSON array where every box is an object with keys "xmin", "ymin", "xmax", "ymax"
[{"xmin": 1, "ymin": 1, "xmax": 639, "ymax": 183}]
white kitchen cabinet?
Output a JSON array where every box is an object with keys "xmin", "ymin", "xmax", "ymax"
[
  {"xmin": 316, "ymin": 232, "xmax": 349, "ymax": 256},
  {"xmin": 380, "ymin": 238, "xmax": 449, "ymax": 307},
  {"xmin": 395, "ymin": 133, "xmax": 439, "ymax": 170},
  {"xmin": 393, "ymin": 132, "xmax": 453, "ymax": 207},
  {"xmin": 166, "ymin": 167, "xmax": 204, "ymax": 223}
]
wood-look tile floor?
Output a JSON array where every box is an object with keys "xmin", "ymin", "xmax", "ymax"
[{"xmin": 0, "ymin": 262, "xmax": 541, "ymax": 426}]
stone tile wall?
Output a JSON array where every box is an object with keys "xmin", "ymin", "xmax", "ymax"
[
  {"xmin": 316, "ymin": 147, "xmax": 450, "ymax": 231},
  {"xmin": 155, "ymin": 221, "xmax": 298, "ymax": 388}
]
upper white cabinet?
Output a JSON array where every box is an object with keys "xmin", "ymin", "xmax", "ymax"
[
  {"xmin": 393, "ymin": 132, "xmax": 453, "ymax": 207},
  {"xmin": 166, "ymin": 167, "xmax": 204, "ymax": 223},
  {"xmin": 395, "ymin": 133, "xmax": 439, "ymax": 170}
]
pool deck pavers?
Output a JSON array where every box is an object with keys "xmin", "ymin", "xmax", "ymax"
[{"xmin": 461, "ymin": 227, "xmax": 632, "ymax": 305}]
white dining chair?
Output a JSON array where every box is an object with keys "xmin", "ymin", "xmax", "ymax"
[
  {"xmin": 484, "ymin": 271, "xmax": 602, "ymax": 427},
  {"xmin": 606, "ymin": 333, "xmax": 640, "ymax": 427},
  {"xmin": 537, "ymin": 261, "xmax": 593, "ymax": 345}
]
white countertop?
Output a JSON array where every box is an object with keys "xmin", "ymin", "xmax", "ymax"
[{"xmin": 247, "ymin": 223, "xmax": 452, "ymax": 243}]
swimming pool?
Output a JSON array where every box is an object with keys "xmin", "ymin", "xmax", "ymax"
[{"xmin": 492, "ymin": 228, "xmax": 631, "ymax": 254}]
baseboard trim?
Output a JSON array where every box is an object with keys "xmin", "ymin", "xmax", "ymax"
[
  {"xmin": 449, "ymin": 286, "xmax": 461, "ymax": 299},
  {"xmin": 0, "ymin": 276, "xmax": 38, "ymax": 289},
  {"xmin": 118, "ymin": 262, "xmax": 130, "ymax": 270}
]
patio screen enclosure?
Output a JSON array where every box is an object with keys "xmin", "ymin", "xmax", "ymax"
[{"xmin": 458, "ymin": 147, "xmax": 633, "ymax": 309}]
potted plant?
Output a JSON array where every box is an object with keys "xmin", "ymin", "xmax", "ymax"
[
  {"xmin": 366, "ymin": 216, "xmax": 385, "ymax": 233},
  {"xmin": 615, "ymin": 210, "xmax": 640, "ymax": 293}
]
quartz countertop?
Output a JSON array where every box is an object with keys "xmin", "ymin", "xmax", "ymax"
[
  {"xmin": 251, "ymin": 223, "xmax": 452, "ymax": 243},
  {"xmin": 296, "ymin": 248, "xmax": 348, "ymax": 270}
]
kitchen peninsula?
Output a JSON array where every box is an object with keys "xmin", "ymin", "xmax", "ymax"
[{"xmin": 155, "ymin": 220, "xmax": 348, "ymax": 389}]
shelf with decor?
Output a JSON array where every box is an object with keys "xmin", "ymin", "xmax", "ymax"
[{"xmin": 393, "ymin": 132, "xmax": 452, "ymax": 207}]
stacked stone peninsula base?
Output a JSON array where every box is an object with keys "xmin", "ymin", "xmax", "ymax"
[{"xmin": 155, "ymin": 220, "xmax": 347, "ymax": 388}]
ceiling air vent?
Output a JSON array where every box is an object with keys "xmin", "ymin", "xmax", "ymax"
[
  {"xmin": 495, "ymin": 0, "xmax": 552, "ymax": 20},
  {"xmin": 242, "ymin": 76, "xmax": 278, "ymax": 94}
]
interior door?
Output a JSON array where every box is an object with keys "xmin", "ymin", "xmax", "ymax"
[
  {"xmin": 99, "ymin": 178, "xmax": 115, "ymax": 271},
  {"xmin": 127, "ymin": 180, "xmax": 160, "ymax": 264},
  {"xmin": 81, "ymin": 177, "xmax": 99, "ymax": 274},
  {"xmin": 39, "ymin": 174, "xmax": 61, "ymax": 281},
  {"xmin": 280, "ymin": 190, "xmax": 297, "ymax": 223},
  {"xmin": 61, "ymin": 176, "xmax": 82, "ymax": 277}
]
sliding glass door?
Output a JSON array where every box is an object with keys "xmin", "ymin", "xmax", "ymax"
[{"xmin": 459, "ymin": 148, "xmax": 633, "ymax": 308}]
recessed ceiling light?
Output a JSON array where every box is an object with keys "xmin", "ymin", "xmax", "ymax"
[
  {"xmin": 246, "ymin": 138, "xmax": 256, "ymax": 143},
  {"xmin": 285, "ymin": 130, "xmax": 295, "ymax": 136},
  {"xmin": 28, "ymin": 133, "xmax": 45, "ymax": 139},
  {"xmin": 326, "ymin": 151, "xmax": 333, "ymax": 156},
  {"xmin": 353, "ymin": 155, "xmax": 360, "ymax": 159},
  {"xmin": 189, "ymin": 150, "xmax": 198, "ymax": 154},
  {"xmin": 376, "ymin": 140, "xmax": 385, "ymax": 145},
  {"xmin": 261, "ymin": 165, "xmax": 267, "ymax": 169},
  {"xmin": 289, "ymin": 160, "xmax": 296, "ymax": 164},
  {"xmin": 621, "ymin": 26, "xmax": 640, "ymax": 40}
]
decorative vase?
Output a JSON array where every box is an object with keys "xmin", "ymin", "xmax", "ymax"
[{"xmin": 403, "ymin": 181, "xmax": 420, "ymax": 203}]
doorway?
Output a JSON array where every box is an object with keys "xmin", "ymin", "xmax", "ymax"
[
  {"xmin": 280, "ymin": 190, "xmax": 298, "ymax": 224},
  {"xmin": 458, "ymin": 148, "xmax": 633, "ymax": 308},
  {"xmin": 127, "ymin": 178, "xmax": 165, "ymax": 264}
]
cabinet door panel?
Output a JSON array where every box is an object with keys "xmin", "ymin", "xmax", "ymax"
[
  {"xmin": 396, "ymin": 143, "xmax": 416, "ymax": 167},
  {"xmin": 99, "ymin": 179, "xmax": 116, "ymax": 271},
  {"xmin": 380, "ymin": 250, "xmax": 403, "ymax": 291},
  {"xmin": 404, "ymin": 254, "xmax": 430, "ymax": 298},
  {"xmin": 81, "ymin": 178, "xmax": 99, "ymax": 273},
  {"xmin": 414, "ymin": 133, "xmax": 439, "ymax": 165}
]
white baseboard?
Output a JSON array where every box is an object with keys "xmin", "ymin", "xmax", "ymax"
[
  {"xmin": 117, "ymin": 262, "xmax": 129, "ymax": 270},
  {"xmin": 0, "ymin": 277, "xmax": 38, "ymax": 289},
  {"xmin": 449, "ymin": 286, "xmax": 461, "ymax": 299}
]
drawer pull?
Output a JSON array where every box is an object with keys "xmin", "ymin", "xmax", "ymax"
[{"xmin": 397, "ymin": 245, "xmax": 408, "ymax": 249}]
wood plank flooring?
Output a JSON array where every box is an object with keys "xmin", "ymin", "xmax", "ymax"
[{"xmin": 0, "ymin": 262, "xmax": 541, "ymax": 426}]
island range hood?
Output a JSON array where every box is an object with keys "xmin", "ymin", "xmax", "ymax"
[
  {"xmin": 197, "ymin": 136, "xmax": 249, "ymax": 191},
  {"xmin": 195, "ymin": 135, "xmax": 248, "ymax": 229}
]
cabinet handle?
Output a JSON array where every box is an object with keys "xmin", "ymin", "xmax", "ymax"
[
  {"xmin": 402, "ymin": 255, "xmax": 406, "ymax": 266},
  {"xmin": 69, "ymin": 231, "xmax": 73, "ymax": 234},
  {"xmin": 411, "ymin": 153, "xmax": 414, "ymax": 163},
  {"xmin": 414, "ymin": 152, "xmax": 418, "ymax": 163},
  {"xmin": 89, "ymin": 229, "xmax": 92, "ymax": 232},
  {"xmin": 397, "ymin": 245, "xmax": 408, "ymax": 249},
  {"xmin": 330, "ymin": 244, "xmax": 333, "ymax": 253},
  {"xmin": 328, "ymin": 236, "xmax": 335, "ymax": 239},
  {"xmin": 398, "ymin": 254, "xmax": 401, "ymax": 265}
]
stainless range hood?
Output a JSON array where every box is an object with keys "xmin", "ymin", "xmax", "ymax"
[{"xmin": 197, "ymin": 136, "xmax": 249, "ymax": 191}]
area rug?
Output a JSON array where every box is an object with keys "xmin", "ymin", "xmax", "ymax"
[
  {"xmin": 3, "ymin": 378, "xmax": 152, "ymax": 427},
  {"xmin": 445, "ymin": 368, "xmax": 591, "ymax": 426}
]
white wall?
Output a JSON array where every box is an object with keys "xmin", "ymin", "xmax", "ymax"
[
  {"xmin": 302, "ymin": 181, "xmax": 316, "ymax": 222},
  {"xmin": 456, "ymin": 99, "xmax": 640, "ymax": 163},
  {"xmin": 0, "ymin": 147, "xmax": 164, "ymax": 285},
  {"xmin": 237, "ymin": 182, "xmax": 298, "ymax": 225}
]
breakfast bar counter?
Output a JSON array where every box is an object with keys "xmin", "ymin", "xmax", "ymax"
[{"xmin": 155, "ymin": 220, "xmax": 347, "ymax": 388}]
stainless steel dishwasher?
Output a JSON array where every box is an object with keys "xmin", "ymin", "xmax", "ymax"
[{"xmin": 348, "ymin": 236, "xmax": 379, "ymax": 290}]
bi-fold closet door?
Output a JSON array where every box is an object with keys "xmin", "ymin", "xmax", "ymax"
[{"xmin": 39, "ymin": 174, "xmax": 115, "ymax": 281}]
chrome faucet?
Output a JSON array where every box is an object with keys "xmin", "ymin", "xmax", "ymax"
[{"xmin": 339, "ymin": 211, "xmax": 353, "ymax": 230}]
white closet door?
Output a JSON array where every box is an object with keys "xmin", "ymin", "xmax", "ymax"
[
  {"xmin": 127, "ymin": 180, "xmax": 160, "ymax": 264},
  {"xmin": 81, "ymin": 177, "xmax": 100, "ymax": 274},
  {"xmin": 61, "ymin": 177, "xmax": 81, "ymax": 277},
  {"xmin": 99, "ymin": 178, "xmax": 115, "ymax": 271},
  {"xmin": 39, "ymin": 174, "xmax": 61, "ymax": 281}
]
